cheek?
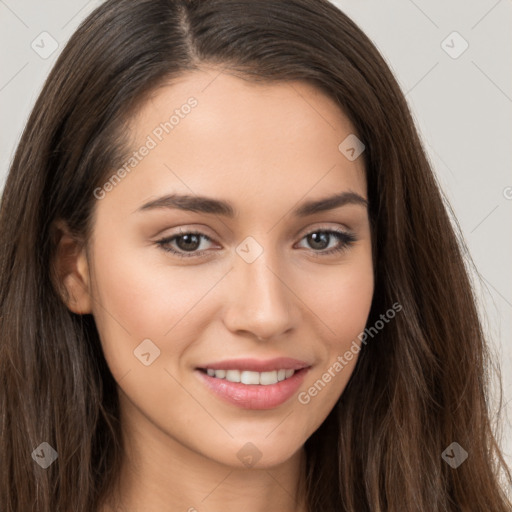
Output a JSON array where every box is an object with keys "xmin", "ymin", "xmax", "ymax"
[
  {"xmin": 296, "ymin": 253, "xmax": 374, "ymax": 349},
  {"xmin": 88, "ymin": 236, "xmax": 228, "ymax": 373},
  {"xmin": 292, "ymin": 253, "xmax": 373, "ymax": 417},
  {"xmin": 316, "ymin": 276, "xmax": 373, "ymax": 335}
]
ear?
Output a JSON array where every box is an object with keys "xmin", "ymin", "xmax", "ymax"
[{"xmin": 52, "ymin": 219, "xmax": 92, "ymax": 314}]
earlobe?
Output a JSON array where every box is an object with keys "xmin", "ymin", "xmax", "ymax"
[{"xmin": 52, "ymin": 220, "xmax": 92, "ymax": 315}]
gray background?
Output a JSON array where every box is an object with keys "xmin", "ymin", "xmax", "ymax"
[{"xmin": 1, "ymin": 0, "xmax": 511, "ymax": 469}]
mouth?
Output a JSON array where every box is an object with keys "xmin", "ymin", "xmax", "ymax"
[
  {"xmin": 198, "ymin": 368, "xmax": 297, "ymax": 385},
  {"xmin": 195, "ymin": 357, "xmax": 311, "ymax": 410}
]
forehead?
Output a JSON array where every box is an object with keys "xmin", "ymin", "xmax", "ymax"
[{"xmin": 102, "ymin": 68, "xmax": 367, "ymax": 218}]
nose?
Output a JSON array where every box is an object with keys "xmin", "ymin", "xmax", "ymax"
[{"xmin": 222, "ymin": 246, "xmax": 299, "ymax": 341}]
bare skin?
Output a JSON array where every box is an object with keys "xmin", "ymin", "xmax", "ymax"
[{"xmin": 56, "ymin": 67, "xmax": 374, "ymax": 512}]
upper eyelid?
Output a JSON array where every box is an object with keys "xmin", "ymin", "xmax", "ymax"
[
  {"xmin": 295, "ymin": 223, "xmax": 353, "ymax": 238},
  {"xmin": 158, "ymin": 223, "xmax": 353, "ymax": 239},
  {"xmin": 157, "ymin": 224, "xmax": 354, "ymax": 249}
]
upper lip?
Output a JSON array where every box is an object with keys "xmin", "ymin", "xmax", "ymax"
[{"xmin": 198, "ymin": 357, "xmax": 311, "ymax": 372}]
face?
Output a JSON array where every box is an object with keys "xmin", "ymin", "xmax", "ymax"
[{"xmin": 67, "ymin": 68, "xmax": 373, "ymax": 469}]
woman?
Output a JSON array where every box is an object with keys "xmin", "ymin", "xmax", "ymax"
[{"xmin": 1, "ymin": 0, "xmax": 510, "ymax": 510}]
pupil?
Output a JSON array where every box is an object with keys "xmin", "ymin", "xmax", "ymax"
[
  {"xmin": 178, "ymin": 234, "xmax": 200, "ymax": 251},
  {"xmin": 308, "ymin": 232, "xmax": 328, "ymax": 250}
]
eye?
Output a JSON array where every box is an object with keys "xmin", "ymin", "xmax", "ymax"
[
  {"xmin": 156, "ymin": 230, "xmax": 216, "ymax": 259},
  {"xmin": 156, "ymin": 227, "xmax": 357, "ymax": 259},
  {"xmin": 296, "ymin": 228, "xmax": 357, "ymax": 256}
]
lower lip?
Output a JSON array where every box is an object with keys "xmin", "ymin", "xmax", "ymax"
[{"xmin": 196, "ymin": 368, "xmax": 309, "ymax": 410}]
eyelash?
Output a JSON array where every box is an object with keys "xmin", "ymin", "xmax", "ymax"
[{"xmin": 156, "ymin": 227, "xmax": 357, "ymax": 259}]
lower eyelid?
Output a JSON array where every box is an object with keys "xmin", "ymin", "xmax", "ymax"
[{"xmin": 157, "ymin": 228, "xmax": 356, "ymax": 257}]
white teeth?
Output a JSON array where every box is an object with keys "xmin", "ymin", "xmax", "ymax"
[
  {"xmin": 205, "ymin": 368, "xmax": 296, "ymax": 385},
  {"xmin": 225, "ymin": 369, "xmax": 241, "ymax": 382},
  {"xmin": 241, "ymin": 371, "xmax": 261, "ymax": 385},
  {"xmin": 259, "ymin": 371, "xmax": 278, "ymax": 385}
]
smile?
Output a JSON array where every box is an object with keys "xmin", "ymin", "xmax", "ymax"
[
  {"xmin": 202, "ymin": 368, "xmax": 296, "ymax": 385},
  {"xmin": 196, "ymin": 367, "xmax": 310, "ymax": 410}
]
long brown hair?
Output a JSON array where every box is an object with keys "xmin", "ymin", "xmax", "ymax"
[{"xmin": 1, "ymin": 0, "xmax": 510, "ymax": 510}]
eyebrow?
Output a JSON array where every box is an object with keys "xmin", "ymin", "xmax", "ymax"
[{"xmin": 136, "ymin": 191, "xmax": 368, "ymax": 217}]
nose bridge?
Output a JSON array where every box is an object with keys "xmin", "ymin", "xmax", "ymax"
[{"xmin": 223, "ymin": 236, "xmax": 297, "ymax": 339}]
